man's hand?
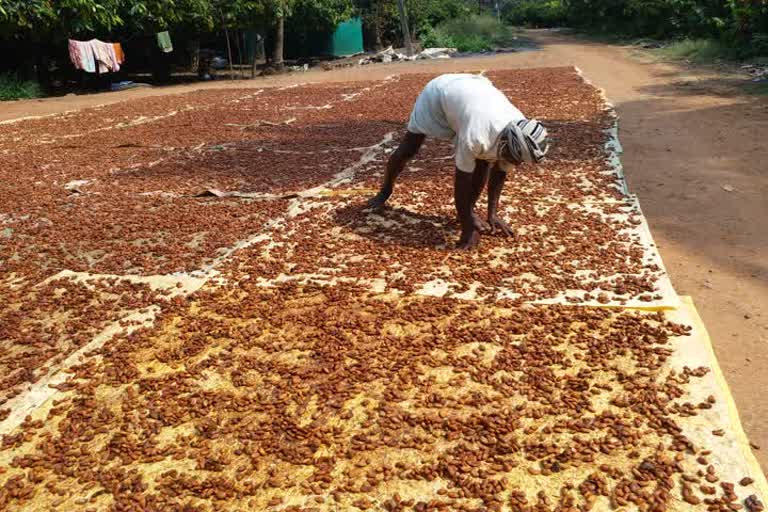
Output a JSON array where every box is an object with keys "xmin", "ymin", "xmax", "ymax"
[
  {"xmin": 456, "ymin": 228, "xmax": 480, "ymax": 250},
  {"xmin": 487, "ymin": 215, "xmax": 514, "ymax": 237},
  {"xmin": 366, "ymin": 188, "xmax": 391, "ymax": 211}
]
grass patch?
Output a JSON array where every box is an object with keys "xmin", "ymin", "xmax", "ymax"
[
  {"xmin": 745, "ymin": 81, "xmax": 768, "ymax": 95},
  {"xmin": 0, "ymin": 73, "xmax": 43, "ymax": 101},
  {"xmin": 422, "ymin": 15, "xmax": 518, "ymax": 52},
  {"xmin": 655, "ymin": 38, "xmax": 737, "ymax": 63}
]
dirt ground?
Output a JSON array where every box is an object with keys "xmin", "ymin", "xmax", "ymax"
[{"xmin": 3, "ymin": 29, "xmax": 766, "ymax": 473}]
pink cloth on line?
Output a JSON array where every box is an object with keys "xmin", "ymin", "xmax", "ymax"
[{"xmin": 68, "ymin": 39, "xmax": 96, "ymax": 73}]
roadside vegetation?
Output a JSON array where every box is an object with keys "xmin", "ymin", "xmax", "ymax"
[
  {"xmin": 0, "ymin": 0, "xmax": 515, "ymax": 100},
  {"xmin": 656, "ymin": 39, "xmax": 742, "ymax": 63},
  {"xmin": 0, "ymin": 73, "xmax": 42, "ymax": 101},
  {"xmin": 503, "ymin": 0, "xmax": 768, "ymax": 62},
  {"xmin": 422, "ymin": 15, "xmax": 518, "ymax": 52}
]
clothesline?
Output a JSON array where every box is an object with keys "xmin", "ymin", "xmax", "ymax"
[
  {"xmin": 68, "ymin": 39, "xmax": 124, "ymax": 74},
  {"xmin": 68, "ymin": 32, "xmax": 174, "ymax": 74}
]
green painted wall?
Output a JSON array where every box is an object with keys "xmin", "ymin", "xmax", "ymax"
[{"xmin": 327, "ymin": 17, "xmax": 363, "ymax": 57}]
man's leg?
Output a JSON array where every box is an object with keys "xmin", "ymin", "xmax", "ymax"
[
  {"xmin": 469, "ymin": 160, "xmax": 489, "ymax": 205},
  {"xmin": 467, "ymin": 160, "xmax": 489, "ymax": 231},
  {"xmin": 367, "ymin": 131, "xmax": 425, "ymax": 210},
  {"xmin": 455, "ymin": 166, "xmax": 482, "ymax": 250}
]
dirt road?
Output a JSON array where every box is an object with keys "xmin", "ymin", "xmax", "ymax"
[{"xmin": 3, "ymin": 30, "xmax": 766, "ymax": 470}]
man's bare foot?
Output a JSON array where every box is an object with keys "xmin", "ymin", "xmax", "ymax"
[
  {"xmin": 456, "ymin": 229, "xmax": 480, "ymax": 250},
  {"xmin": 487, "ymin": 215, "xmax": 514, "ymax": 237},
  {"xmin": 365, "ymin": 189, "xmax": 391, "ymax": 211},
  {"xmin": 472, "ymin": 212, "xmax": 490, "ymax": 232},
  {"xmin": 457, "ymin": 212, "xmax": 489, "ymax": 231}
]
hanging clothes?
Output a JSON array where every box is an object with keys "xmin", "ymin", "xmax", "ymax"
[
  {"xmin": 68, "ymin": 39, "xmax": 121, "ymax": 73},
  {"xmin": 157, "ymin": 31, "xmax": 173, "ymax": 53},
  {"xmin": 113, "ymin": 43, "xmax": 125, "ymax": 65},
  {"xmin": 90, "ymin": 39, "xmax": 120, "ymax": 73},
  {"xmin": 68, "ymin": 40, "xmax": 96, "ymax": 73}
]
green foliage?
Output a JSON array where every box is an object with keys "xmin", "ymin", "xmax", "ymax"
[
  {"xmin": 0, "ymin": 0, "xmax": 352, "ymax": 40},
  {"xmin": 503, "ymin": 0, "xmax": 566, "ymax": 28},
  {"xmin": 0, "ymin": 72, "xmax": 43, "ymax": 101},
  {"xmin": 291, "ymin": 0, "xmax": 354, "ymax": 32},
  {"xmin": 356, "ymin": 0, "xmax": 470, "ymax": 47},
  {"xmin": 499, "ymin": 0, "xmax": 767, "ymax": 59},
  {"xmin": 411, "ymin": 0, "xmax": 471, "ymax": 35},
  {"xmin": 0, "ymin": 0, "xmax": 123, "ymax": 39},
  {"xmin": 656, "ymin": 38, "xmax": 737, "ymax": 62},
  {"xmin": 422, "ymin": 14, "xmax": 517, "ymax": 52}
]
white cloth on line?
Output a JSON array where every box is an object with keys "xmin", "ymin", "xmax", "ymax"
[
  {"xmin": 90, "ymin": 39, "xmax": 120, "ymax": 73},
  {"xmin": 406, "ymin": 73, "xmax": 525, "ymax": 173}
]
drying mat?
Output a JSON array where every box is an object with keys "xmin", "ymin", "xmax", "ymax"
[{"xmin": 0, "ymin": 286, "xmax": 764, "ymax": 511}]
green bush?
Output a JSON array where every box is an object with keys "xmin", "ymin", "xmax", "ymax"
[
  {"xmin": 656, "ymin": 38, "xmax": 734, "ymax": 62},
  {"xmin": 503, "ymin": 0, "xmax": 567, "ymax": 28},
  {"xmin": 414, "ymin": 0, "xmax": 472, "ymax": 34},
  {"xmin": 422, "ymin": 15, "xmax": 517, "ymax": 52},
  {"xmin": 747, "ymin": 33, "xmax": 768, "ymax": 57},
  {"xmin": 0, "ymin": 73, "xmax": 42, "ymax": 101}
]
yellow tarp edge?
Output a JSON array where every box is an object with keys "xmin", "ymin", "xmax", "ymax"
[{"xmin": 681, "ymin": 295, "xmax": 768, "ymax": 498}]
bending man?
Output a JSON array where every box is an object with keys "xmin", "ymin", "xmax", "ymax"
[{"xmin": 367, "ymin": 73, "xmax": 549, "ymax": 250}]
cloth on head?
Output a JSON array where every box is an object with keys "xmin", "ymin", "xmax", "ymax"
[
  {"xmin": 157, "ymin": 31, "xmax": 173, "ymax": 53},
  {"xmin": 498, "ymin": 118, "xmax": 549, "ymax": 165},
  {"xmin": 406, "ymin": 73, "xmax": 525, "ymax": 173}
]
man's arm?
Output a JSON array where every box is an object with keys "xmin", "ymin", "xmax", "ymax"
[{"xmin": 486, "ymin": 163, "xmax": 514, "ymax": 236}]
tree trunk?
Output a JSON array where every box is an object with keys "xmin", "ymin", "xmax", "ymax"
[
  {"xmin": 35, "ymin": 43, "xmax": 52, "ymax": 93},
  {"xmin": 375, "ymin": 25, "xmax": 383, "ymax": 51},
  {"xmin": 272, "ymin": 14, "xmax": 285, "ymax": 67},
  {"xmin": 235, "ymin": 28, "xmax": 243, "ymax": 78},
  {"xmin": 251, "ymin": 33, "xmax": 261, "ymax": 78},
  {"xmin": 374, "ymin": 4, "xmax": 384, "ymax": 50},
  {"xmin": 187, "ymin": 39, "xmax": 200, "ymax": 73},
  {"xmin": 252, "ymin": 53, "xmax": 258, "ymax": 78},
  {"xmin": 222, "ymin": 13, "xmax": 235, "ymax": 77},
  {"xmin": 396, "ymin": 0, "xmax": 413, "ymax": 56}
]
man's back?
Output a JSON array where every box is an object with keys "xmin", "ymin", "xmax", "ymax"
[{"xmin": 434, "ymin": 74, "xmax": 523, "ymax": 137}]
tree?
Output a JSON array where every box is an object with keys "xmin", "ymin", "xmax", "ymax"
[
  {"xmin": 0, "ymin": 0, "xmax": 122, "ymax": 40},
  {"xmin": 0, "ymin": 0, "xmax": 365, "ymax": 87}
]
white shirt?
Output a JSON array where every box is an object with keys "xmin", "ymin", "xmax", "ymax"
[{"xmin": 407, "ymin": 73, "xmax": 525, "ymax": 173}]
